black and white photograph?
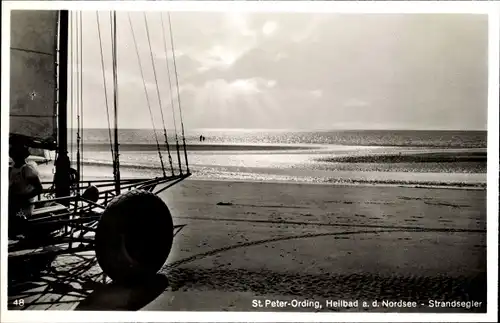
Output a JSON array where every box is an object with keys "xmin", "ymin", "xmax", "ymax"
[{"xmin": 2, "ymin": 1, "xmax": 498, "ymax": 321}]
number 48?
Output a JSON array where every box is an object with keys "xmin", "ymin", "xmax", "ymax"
[{"xmin": 13, "ymin": 299, "xmax": 25, "ymax": 306}]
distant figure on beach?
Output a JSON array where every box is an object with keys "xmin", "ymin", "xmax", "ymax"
[
  {"xmin": 8, "ymin": 143, "xmax": 43, "ymax": 236},
  {"xmin": 200, "ymin": 135, "xmax": 206, "ymax": 142}
]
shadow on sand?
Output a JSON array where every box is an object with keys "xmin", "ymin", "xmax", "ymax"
[
  {"xmin": 8, "ymin": 252, "xmax": 59, "ymax": 298},
  {"xmin": 9, "ymin": 251, "xmax": 170, "ymax": 311},
  {"xmin": 8, "ymin": 225, "xmax": 186, "ymax": 310},
  {"xmin": 75, "ymin": 274, "xmax": 169, "ymax": 311},
  {"xmin": 9, "ymin": 250, "xmax": 107, "ymax": 310}
]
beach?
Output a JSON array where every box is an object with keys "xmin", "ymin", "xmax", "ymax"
[
  {"xmin": 146, "ymin": 179, "xmax": 486, "ymax": 312},
  {"xmin": 9, "ymin": 178, "xmax": 486, "ymax": 312},
  {"xmin": 7, "ymin": 129, "xmax": 488, "ymax": 312}
]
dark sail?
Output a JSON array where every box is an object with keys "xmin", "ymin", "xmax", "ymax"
[{"xmin": 10, "ymin": 10, "xmax": 59, "ymax": 150}]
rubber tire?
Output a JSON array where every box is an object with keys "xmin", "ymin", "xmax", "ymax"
[{"xmin": 95, "ymin": 189, "xmax": 174, "ymax": 284}]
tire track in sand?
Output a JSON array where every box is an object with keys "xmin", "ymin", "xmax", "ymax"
[{"xmin": 164, "ymin": 229, "xmax": 398, "ymax": 269}]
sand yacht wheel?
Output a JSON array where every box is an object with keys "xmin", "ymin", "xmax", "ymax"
[{"xmin": 95, "ymin": 189, "xmax": 174, "ymax": 283}]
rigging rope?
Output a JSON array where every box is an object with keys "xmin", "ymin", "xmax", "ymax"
[
  {"xmin": 70, "ymin": 12, "xmax": 73, "ymax": 163},
  {"xmin": 79, "ymin": 11, "xmax": 84, "ymax": 181},
  {"xmin": 75, "ymin": 11, "xmax": 81, "ymax": 189},
  {"xmin": 96, "ymin": 11, "xmax": 115, "ymax": 162},
  {"xmin": 143, "ymin": 13, "xmax": 174, "ymax": 176},
  {"xmin": 167, "ymin": 12, "xmax": 189, "ymax": 174},
  {"xmin": 111, "ymin": 11, "xmax": 121, "ymax": 192},
  {"xmin": 128, "ymin": 13, "xmax": 167, "ymax": 176},
  {"xmin": 160, "ymin": 12, "xmax": 183, "ymax": 175}
]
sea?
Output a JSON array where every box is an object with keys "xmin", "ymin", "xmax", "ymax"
[{"xmin": 55, "ymin": 129, "xmax": 487, "ymax": 187}]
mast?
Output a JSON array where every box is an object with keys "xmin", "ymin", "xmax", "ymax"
[
  {"xmin": 54, "ymin": 10, "xmax": 71, "ymax": 203},
  {"xmin": 112, "ymin": 11, "xmax": 121, "ymax": 195}
]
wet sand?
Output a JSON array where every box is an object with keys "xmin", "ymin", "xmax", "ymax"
[
  {"xmin": 8, "ymin": 179, "xmax": 487, "ymax": 312},
  {"xmin": 144, "ymin": 179, "xmax": 486, "ymax": 312}
]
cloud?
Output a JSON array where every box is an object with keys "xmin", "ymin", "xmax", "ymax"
[
  {"xmin": 227, "ymin": 12, "xmax": 257, "ymax": 37},
  {"xmin": 267, "ymin": 80, "xmax": 277, "ymax": 88},
  {"xmin": 343, "ymin": 98, "xmax": 369, "ymax": 108},
  {"xmin": 290, "ymin": 15, "xmax": 327, "ymax": 43},
  {"xmin": 202, "ymin": 77, "xmax": 276, "ymax": 96},
  {"xmin": 274, "ymin": 52, "xmax": 288, "ymax": 61},
  {"xmin": 310, "ymin": 89, "xmax": 323, "ymax": 98},
  {"xmin": 230, "ymin": 79, "xmax": 262, "ymax": 94},
  {"xmin": 78, "ymin": 12, "xmax": 488, "ymax": 130},
  {"xmin": 262, "ymin": 21, "xmax": 278, "ymax": 36},
  {"xmin": 202, "ymin": 45, "xmax": 239, "ymax": 68}
]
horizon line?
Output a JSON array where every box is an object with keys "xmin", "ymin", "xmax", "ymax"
[{"xmin": 66, "ymin": 127, "xmax": 488, "ymax": 132}]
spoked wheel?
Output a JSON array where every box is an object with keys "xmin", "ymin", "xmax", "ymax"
[{"xmin": 95, "ymin": 189, "xmax": 174, "ymax": 284}]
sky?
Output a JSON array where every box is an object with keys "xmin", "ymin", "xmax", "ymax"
[{"xmin": 72, "ymin": 11, "xmax": 489, "ymax": 131}]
